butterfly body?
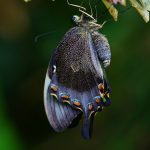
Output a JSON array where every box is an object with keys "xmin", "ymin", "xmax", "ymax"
[{"xmin": 44, "ymin": 15, "xmax": 111, "ymax": 139}]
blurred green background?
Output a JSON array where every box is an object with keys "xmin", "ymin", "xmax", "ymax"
[{"xmin": 0, "ymin": 0, "xmax": 150, "ymax": 150}]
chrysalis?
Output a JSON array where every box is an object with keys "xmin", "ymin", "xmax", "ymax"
[{"xmin": 44, "ymin": 13, "xmax": 111, "ymax": 139}]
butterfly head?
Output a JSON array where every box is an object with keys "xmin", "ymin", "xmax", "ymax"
[
  {"xmin": 72, "ymin": 14, "xmax": 103, "ymax": 31},
  {"xmin": 72, "ymin": 15, "xmax": 81, "ymax": 23}
]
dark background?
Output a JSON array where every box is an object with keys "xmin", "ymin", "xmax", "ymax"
[{"xmin": 0, "ymin": 0, "xmax": 150, "ymax": 150}]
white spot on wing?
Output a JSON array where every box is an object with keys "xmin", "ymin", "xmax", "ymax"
[{"xmin": 53, "ymin": 65, "xmax": 56, "ymax": 73}]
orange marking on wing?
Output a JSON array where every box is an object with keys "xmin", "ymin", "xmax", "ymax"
[
  {"xmin": 95, "ymin": 98, "xmax": 101, "ymax": 103},
  {"xmin": 61, "ymin": 95, "xmax": 69, "ymax": 99},
  {"xmin": 50, "ymin": 85, "xmax": 58, "ymax": 92},
  {"xmin": 73, "ymin": 101, "xmax": 81, "ymax": 107},
  {"xmin": 88, "ymin": 104, "xmax": 93, "ymax": 111},
  {"xmin": 98, "ymin": 83, "xmax": 104, "ymax": 92}
]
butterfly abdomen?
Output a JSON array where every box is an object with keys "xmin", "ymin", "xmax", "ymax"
[{"xmin": 92, "ymin": 32, "xmax": 111, "ymax": 68}]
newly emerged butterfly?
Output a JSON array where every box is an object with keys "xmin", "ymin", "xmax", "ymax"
[{"xmin": 44, "ymin": 5, "xmax": 112, "ymax": 139}]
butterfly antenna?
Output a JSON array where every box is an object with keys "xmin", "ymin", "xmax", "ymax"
[
  {"xmin": 67, "ymin": 0, "xmax": 86, "ymax": 11},
  {"xmin": 80, "ymin": 0, "xmax": 85, "ymax": 8},
  {"xmin": 79, "ymin": 0, "xmax": 96, "ymax": 22},
  {"xmin": 89, "ymin": 0, "xmax": 93, "ymax": 18},
  {"xmin": 95, "ymin": 5, "xmax": 98, "ymax": 21},
  {"xmin": 79, "ymin": 8, "xmax": 96, "ymax": 21}
]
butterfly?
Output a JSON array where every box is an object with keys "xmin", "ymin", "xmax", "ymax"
[{"xmin": 44, "ymin": 11, "xmax": 112, "ymax": 139}]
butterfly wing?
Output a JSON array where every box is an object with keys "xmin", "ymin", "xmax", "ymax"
[
  {"xmin": 44, "ymin": 27, "xmax": 111, "ymax": 139},
  {"xmin": 44, "ymin": 73, "xmax": 81, "ymax": 132}
]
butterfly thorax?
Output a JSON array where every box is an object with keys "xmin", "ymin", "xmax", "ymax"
[{"xmin": 72, "ymin": 15, "xmax": 102, "ymax": 32}]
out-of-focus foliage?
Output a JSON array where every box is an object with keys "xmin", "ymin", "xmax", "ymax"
[
  {"xmin": 24, "ymin": 0, "xmax": 31, "ymax": 2},
  {"xmin": 102, "ymin": 0, "xmax": 150, "ymax": 22},
  {"xmin": 0, "ymin": 87, "xmax": 24, "ymax": 150}
]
